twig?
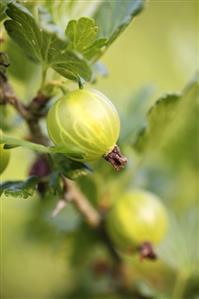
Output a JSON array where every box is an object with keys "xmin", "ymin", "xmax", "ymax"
[
  {"xmin": 6, "ymin": 94, "xmax": 29, "ymax": 118},
  {"xmin": 62, "ymin": 177, "xmax": 101, "ymax": 228},
  {"xmin": 52, "ymin": 199, "xmax": 67, "ymax": 218},
  {"xmin": 0, "ymin": 75, "xmax": 29, "ymax": 118},
  {"xmin": 60, "ymin": 177, "xmax": 139, "ymax": 294},
  {"xmin": 0, "ymin": 73, "xmax": 50, "ymax": 144}
]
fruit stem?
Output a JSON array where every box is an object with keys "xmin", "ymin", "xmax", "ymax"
[
  {"xmin": 77, "ymin": 76, "xmax": 85, "ymax": 89},
  {"xmin": 39, "ymin": 67, "xmax": 47, "ymax": 91},
  {"xmin": 104, "ymin": 145, "xmax": 127, "ymax": 171}
]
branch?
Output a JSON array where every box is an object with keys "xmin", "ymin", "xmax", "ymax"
[
  {"xmin": 0, "ymin": 73, "xmax": 50, "ymax": 144},
  {"xmin": 0, "ymin": 75, "xmax": 29, "ymax": 118},
  {"xmin": 62, "ymin": 177, "xmax": 101, "ymax": 228}
]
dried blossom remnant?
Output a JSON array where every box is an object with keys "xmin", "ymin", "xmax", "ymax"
[
  {"xmin": 139, "ymin": 241, "xmax": 157, "ymax": 261},
  {"xmin": 29, "ymin": 155, "xmax": 51, "ymax": 177},
  {"xmin": 29, "ymin": 155, "xmax": 51, "ymax": 195},
  {"xmin": 104, "ymin": 145, "xmax": 127, "ymax": 171}
]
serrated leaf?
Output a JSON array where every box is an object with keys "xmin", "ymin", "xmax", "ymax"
[
  {"xmin": 52, "ymin": 153, "xmax": 92, "ymax": 180},
  {"xmin": 134, "ymin": 77, "xmax": 199, "ymax": 154},
  {"xmin": 94, "ymin": 0, "xmax": 144, "ymax": 45},
  {"xmin": 0, "ymin": 176, "xmax": 39, "ymax": 198},
  {"xmin": 65, "ymin": 17, "xmax": 107, "ymax": 61},
  {"xmin": 66, "ymin": 17, "xmax": 97, "ymax": 52},
  {"xmin": 134, "ymin": 94, "xmax": 181, "ymax": 152},
  {"xmin": 4, "ymin": 2, "xmax": 91, "ymax": 82}
]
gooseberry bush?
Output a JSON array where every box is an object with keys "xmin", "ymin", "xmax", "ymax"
[{"xmin": 0, "ymin": 1, "xmax": 198, "ymax": 299}]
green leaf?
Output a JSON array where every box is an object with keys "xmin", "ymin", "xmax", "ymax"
[
  {"xmin": 134, "ymin": 94, "xmax": 181, "ymax": 152},
  {"xmin": 52, "ymin": 153, "xmax": 91, "ymax": 180},
  {"xmin": 4, "ymin": 2, "xmax": 91, "ymax": 82},
  {"xmin": 51, "ymin": 49, "xmax": 91, "ymax": 82},
  {"xmin": 0, "ymin": 176, "xmax": 39, "ymax": 198},
  {"xmin": 6, "ymin": 39, "xmax": 40, "ymax": 83},
  {"xmin": 66, "ymin": 17, "xmax": 98, "ymax": 52},
  {"xmin": 134, "ymin": 77, "xmax": 199, "ymax": 154},
  {"xmin": 0, "ymin": 0, "xmax": 12, "ymax": 22},
  {"xmin": 157, "ymin": 209, "xmax": 199, "ymax": 275},
  {"xmin": 94, "ymin": 0, "xmax": 144, "ymax": 45},
  {"xmin": 65, "ymin": 17, "xmax": 107, "ymax": 61},
  {"xmin": 5, "ymin": 2, "xmax": 45, "ymax": 63},
  {"xmin": 83, "ymin": 37, "xmax": 107, "ymax": 61}
]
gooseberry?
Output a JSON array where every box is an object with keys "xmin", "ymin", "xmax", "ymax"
[
  {"xmin": 0, "ymin": 143, "xmax": 10, "ymax": 174},
  {"xmin": 47, "ymin": 88, "xmax": 127, "ymax": 170},
  {"xmin": 106, "ymin": 190, "xmax": 168, "ymax": 258}
]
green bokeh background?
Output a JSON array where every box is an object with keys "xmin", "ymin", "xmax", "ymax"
[{"xmin": 1, "ymin": 1, "xmax": 198, "ymax": 298}]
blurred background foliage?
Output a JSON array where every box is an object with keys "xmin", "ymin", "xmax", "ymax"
[{"xmin": 0, "ymin": 1, "xmax": 198, "ymax": 299}]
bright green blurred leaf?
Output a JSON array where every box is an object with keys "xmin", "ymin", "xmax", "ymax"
[
  {"xmin": 94, "ymin": 0, "xmax": 144, "ymax": 45},
  {"xmin": 134, "ymin": 93, "xmax": 180, "ymax": 152},
  {"xmin": 134, "ymin": 77, "xmax": 199, "ymax": 155},
  {"xmin": 157, "ymin": 209, "xmax": 199, "ymax": 275}
]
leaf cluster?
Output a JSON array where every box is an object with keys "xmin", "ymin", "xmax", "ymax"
[{"xmin": 3, "ymin": 0, "xmax": 144, "ymax": 83}]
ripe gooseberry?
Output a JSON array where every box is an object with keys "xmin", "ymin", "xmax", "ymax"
[
  {"xmin": 47, "ymin": 88, "xmax": 127, "ymax": 170},
  {"xmin": 106, "ymin": 190, "xmax": 168, "ymax": 259},
  {"xmin": 0, "ymin": 143, "xmax": 10, "ymax": 174}
]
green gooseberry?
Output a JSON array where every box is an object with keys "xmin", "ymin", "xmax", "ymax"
[
  {"xmin": 47, "ymin": 88, "xmax": 122, "ymax": 164},
  {"xmin": 106, "ymin": 190, "xmax": 168, "ymax": 254}
]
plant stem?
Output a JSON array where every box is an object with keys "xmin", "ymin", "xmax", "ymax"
[
  {"xmin": 39, "ymin": 67, "xmax": 47, "ymax": 91},
  {"xmin": 172, "ymin": 271, "xmax": 189, "ymax": 299},
  {"xmin": 0, "ymin": 134, "xmax": 51, "ymax": 153}
]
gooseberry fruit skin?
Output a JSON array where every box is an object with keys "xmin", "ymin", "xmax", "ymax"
[
  {"xmin": 106, "ymin": 190, "xmax": 168, "ymax": 251},
  {"xmin": 47, "ymin": 88, "xmax": 120, "ymax": 162},
  {"xmin": 0, "ymin": 144, "xmax": 10, "ymax": 174}
]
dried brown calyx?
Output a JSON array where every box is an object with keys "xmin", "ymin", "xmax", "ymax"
[
  {"xmin": 139, "ymin": 241, "xmax": 157, "ymax": 261},
  {"xmin": 104, "ymin": 145, "xmax": 127, "ymax": 171}
]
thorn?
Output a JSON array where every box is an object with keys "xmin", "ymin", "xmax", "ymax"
[{"xmin": 51, "ymin": 199, "xmax": 67, "ymax": 218}]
